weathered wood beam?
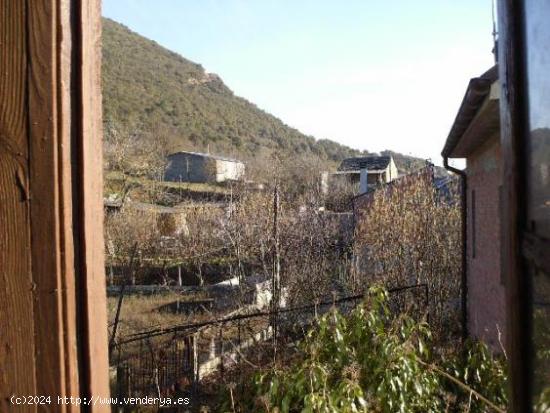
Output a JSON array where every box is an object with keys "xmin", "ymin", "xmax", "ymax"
[{"xmin": 0, "ymin": 1, "xmax": 109, "ymax": 410}]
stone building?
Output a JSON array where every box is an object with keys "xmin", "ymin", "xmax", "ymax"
[
  {"xmin": 321, "ymin": 156, "xmax": 399, "ymax": 196},
  {"xmin": 164, "ymin": 151, "xmax": 245, "ymax": 183}
]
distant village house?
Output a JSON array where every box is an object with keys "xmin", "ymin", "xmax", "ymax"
[
  {"xmin": 322, "ymin": 155, "xmax": 398, "ymax": 196},
  {"xmin": 164, "ymin": 151, "xmax": 245, "ymax": 184},
  {"xmin": 353, "ymin": 164, "xmax": 435, "ymax": 212}
]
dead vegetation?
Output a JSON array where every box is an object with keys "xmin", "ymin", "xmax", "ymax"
[
  {"xmin": 104, "ymin": 153, "xmax": 466, "ymax": 412},
  {"xmin": 353, "ymin": 169, "xmax": 462, "ymax": 339}
]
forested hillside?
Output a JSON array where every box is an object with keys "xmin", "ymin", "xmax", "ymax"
[{"xmin": 102, "ymin": 18, "xmax": 426, "ymax": 174}]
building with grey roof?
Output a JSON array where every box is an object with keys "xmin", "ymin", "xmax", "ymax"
[
  {"xmin": 338, "ymin": 156, "xmax": 393, "ymax": 172},
  {"xmin": 164, "ymin": 151, "xmax": 245, "ymax": 184},
  {"xmin": 322, "ymin": 156, "xmax": 399, "ymax": 203}
]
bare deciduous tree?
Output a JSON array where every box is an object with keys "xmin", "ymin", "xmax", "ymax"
[{"xmin": 353, "ymin": 170, "xmax": 462, "ymax": 339}]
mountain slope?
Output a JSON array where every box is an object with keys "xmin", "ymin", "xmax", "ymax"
[{"xmin": 102, "ymin": 18, "xmax": 425, "ymax": 173}]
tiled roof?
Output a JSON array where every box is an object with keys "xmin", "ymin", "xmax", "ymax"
[{"xmin": 338, "ymin": 156, "xmax": 391, "ymax": 172}]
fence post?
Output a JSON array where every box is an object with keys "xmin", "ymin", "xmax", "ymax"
[
  {"xmin": 237, "ymin": 319, "xmax": 242, "ymax": 396},
  {"xmin": 271, "ymin": 184, "xmax": 281, "ymax": 361},
  {"xmin": 219, "ymin": 324, "xmax": 224, "ymax": 378},
  {"xmin": 115, "ymin": 364, "xmax": 132, "ymax": 413},
  {"xmin": 423, "ymin": 284, "xmax": 430, "ymax": 324},
  {"xmin": 193, "ymin": 332, "xmax": 199, "ymax": 386},
  {"xmin": 209, "ymin": 337, "xmax": 216, "ymax": 359},
  {"xmin": 116, "ymin": 363, "xmax": 125, "ymax": 397},
  {"xmin": 116, "ymin": 364, "xmax": 123, "ymax": 413}
]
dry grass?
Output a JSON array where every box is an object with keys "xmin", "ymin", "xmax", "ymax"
[
  {"xmin": 107, "ymin": 291, "xmax": 211, "ymax": 341},
  {"xmin": 105, "ymin": 170, "xmax": 230, "ymax": 196}
]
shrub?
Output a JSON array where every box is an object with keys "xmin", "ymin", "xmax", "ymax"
[{"xmin": 225, "ymin": 287, "xmax": 507, "ymax": 413}]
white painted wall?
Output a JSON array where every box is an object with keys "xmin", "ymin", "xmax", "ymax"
[
  {"xmin": 385, "ymin": 158, "xmax": 399, "ymax": 182},
  {"xmin": 215, "ymin": 159, "xmax": 245, "ymax": 182}
]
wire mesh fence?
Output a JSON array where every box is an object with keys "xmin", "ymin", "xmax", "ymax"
[{"xmin": 112, "ymin": 283, "xmax": 430, "ymax": 406}]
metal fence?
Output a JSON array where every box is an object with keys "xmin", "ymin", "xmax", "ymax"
[{"xmin": 112, "ymin": 283, "xmax": 429, "ymax": 406}]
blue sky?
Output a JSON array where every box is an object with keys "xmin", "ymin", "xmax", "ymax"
[{"xmin": 103, "ymin": 0, "xmax": 495, "ymax": 165}]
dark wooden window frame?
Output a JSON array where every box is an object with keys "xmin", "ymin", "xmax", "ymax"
[
  {"xmin": 497, "ymin": 1, "xmax": 531, "ymax": 410},
  {"xmin": 471, "ymin": 189, "xmax": 477, "ymax": 259},
  {"xmin": 499, "ymin": 185, "xmax": 507, "ymax": 285},
  {"xmin": 498, "ymin": 0, "xmax": 549, "ymax": 412}
]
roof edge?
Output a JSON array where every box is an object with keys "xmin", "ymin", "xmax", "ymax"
[
  {"xmin": 441, "ymin": 65, "xmax": 498, "ymax": 158},
  {"xmin": 168, "ymin": 150, "xmax": 243, "ymax": 163}
]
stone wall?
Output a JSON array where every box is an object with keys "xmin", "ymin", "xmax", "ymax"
[
  {"xmin": 164, "ymin": 152, "xmax": 215, "ymax": 183},
  {"xmin": 164, "ymin": 152, "xmax": 245, "ymax": 183}
]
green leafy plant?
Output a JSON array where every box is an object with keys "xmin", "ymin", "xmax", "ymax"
[
  {"xmin": 441, "ymin": 339, "xmax": 508, "ymax": 411},
  {"xmin": 224, "ymin": 287, "xmax": 507, "ymax": 413}
]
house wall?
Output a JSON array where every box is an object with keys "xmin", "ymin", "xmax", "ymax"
[
  {"xmin": 385, "ymin": 158, "xmax": 399, "ymax": 182},
  {"xmin": 367, "ymin": 172, "xmax": 383, "ymax": 185},
  {"xmin": 215, "ymin": 159, "xmax": 245, "ymax": 182},
  {"xmin": 165, "ymin": 153, "xmax": 245, "ymax": 183},
  {"xmin": 164, "ymin": 153, "xmax": 217, "ymax": 183},
  {"xmin": 466, "ymin": 134, "xmax": 506, "ymax": 351}
]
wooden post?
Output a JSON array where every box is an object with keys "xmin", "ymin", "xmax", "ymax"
[
  {"xmin": 271, "ymin": 185, "xmax": 281, "ymax": 358},
  {"xmin": 0, "ymin": 1, "xmax": 109, "ymax": 410},
  {"xmin": 193, "ymin": 333, "xmax": 199, "ymax": 386},
  {"xmin": 125, "ymin": 366, "xmax": 132, "ymax": 413},
  {"xmin": 219, "ymin": 325, "xmax": 225, "ymax": 377},
  {"xmin": 237, "ymin": 319, "xmax": 242, "ymax": 395},
  {"xmin": 116, "ymin": 363, "xmax": 131, "ymax": 399}
]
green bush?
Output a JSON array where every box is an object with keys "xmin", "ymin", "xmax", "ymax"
[
  {"xmin": 225, "ymin": 287, "xmax": 507, "ymax": 413},
  {"xmin": 442, "ymin": 339, "xmax": 508, "ymax": 411}
]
